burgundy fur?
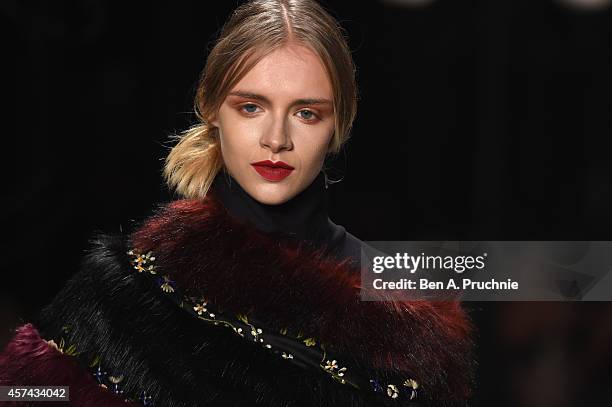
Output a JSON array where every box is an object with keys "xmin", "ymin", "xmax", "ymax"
[
  {"xmin": 131, "ymin": 196, "xmax": 475, "ymax": 403},
  {"xmin": 0, "ymin": 323, "xmax": 137, "ymax": 406}
]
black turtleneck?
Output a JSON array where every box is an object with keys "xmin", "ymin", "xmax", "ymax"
[{"xmin": 209, "ymin": 169, "xmax": 362, "ymax": 264}]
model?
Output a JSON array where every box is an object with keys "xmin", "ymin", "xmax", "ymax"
[{"xmin": 0, "ymin": 1, "xmax": 474, "ymax": 406}]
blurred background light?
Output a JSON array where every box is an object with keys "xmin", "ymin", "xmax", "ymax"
[{"xmin": 556, "ymin": 0, "xmax": 612, "ymax": 10}]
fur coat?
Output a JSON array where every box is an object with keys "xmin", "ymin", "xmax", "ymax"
[{"xmin": 0, "ymin": 195, "xmax": 475, "ymax": 406}]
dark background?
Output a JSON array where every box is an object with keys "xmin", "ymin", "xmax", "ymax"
[{"xmin": 3, "ymin": 0, "xmax": 612, "ymax": 406}]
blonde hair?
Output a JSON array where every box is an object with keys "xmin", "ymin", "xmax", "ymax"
[{"xmin": 164, "ymin": 0, "xmax": 358, "ymax": 199}]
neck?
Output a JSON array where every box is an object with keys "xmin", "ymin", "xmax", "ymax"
[{"xmin": 209, "ymin": 169, "xmax": 340, "ymax": 249}]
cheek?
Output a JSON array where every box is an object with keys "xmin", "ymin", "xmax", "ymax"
[
  {"xmin": 222, "ymin": 138, "xmax": 253, "ymax": 171},
  {"xmin": 295, "ymin": 127, "xmax": 333, "ymax": 171},
  {"xmin": 311, "ymin": 124, "xmax": 335, "ymax": 156},
  {"xmin": 218, "ymin": 117, "xmax": 261, "ymax": 162}
]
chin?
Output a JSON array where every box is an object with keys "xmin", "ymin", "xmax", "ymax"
[
  {"xmin": 255, "ymin": 196, "xmax": 288, "ymax": 205},
  {"xmin": 251, "ymin": 190, "xmax": 293, "ymax": 206},
  {"xmin": 249, "ymin": 182, "xmax": 298, "ymax": 206}
]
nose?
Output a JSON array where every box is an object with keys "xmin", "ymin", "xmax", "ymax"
[{"xmin": 260, "ymin": 114, "xmax": 293, "ymax": 153}]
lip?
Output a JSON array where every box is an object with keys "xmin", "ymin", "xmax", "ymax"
[{"xmin": 251, "ymin": 160, "xmax": 295, "ymax": 182}]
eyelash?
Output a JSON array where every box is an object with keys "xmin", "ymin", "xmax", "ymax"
[{"xmin": 238, "ymin": 103, "xmax": 320, "ymax": 122}]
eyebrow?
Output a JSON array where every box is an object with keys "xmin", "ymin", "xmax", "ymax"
[{"xmin": 228, "ymin": 90, "xmax": 332, "ymax": 107}]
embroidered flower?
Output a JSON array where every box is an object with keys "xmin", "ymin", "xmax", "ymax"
[
  {"xmin": 323, "ymin": 359, "xmax": 347, "ymax": 383},
  {"xmin": 158, "ymin": 275, "xmax": 175, "ymax": 293},
  {"xmin": 127, "ymin": 250, "xmax": 156, "ymax": 274},
  {"xmin": 281, "ymin": 352, "xmax": 294, "ymax": 359},
  {"xmin": 108, "ymin": 375, "xmax": 124, "ymax": 384},
  {"xmin": 324, "ymin": 360, "xmax": 338, "ymax": 371},
  {"xmin": 93, "ymin": 365, "xmax": 108, "ymax": 384},
  {"xmin": 250, "ymin": 327, "xmax": 263, "ymax": 342},
  {"xmin": 303, "ymin": 337, "xmax": 316, "ymax": 347},
  {"xmin": 193, "ymin": 302, "xmax": 207, "ymax": 315},
  {"xmin": 403, "ymin": 378, "xmax": 419, "ymax": 399},
  {"xmin": 108, "ymin": 373, "xmax": 125, "ymax": 395},
  {"xmin": 387, "ymin": 384, "xmax": 399, "ymax": 399}
]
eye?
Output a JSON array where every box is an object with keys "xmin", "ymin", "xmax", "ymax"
[
  {"xmin": 240, "ymin": 103, "xmax": 261, "ymax": 114},
  {"xmin": 297, "ymin": 109, "xmax": 318, "ymax": 121}
]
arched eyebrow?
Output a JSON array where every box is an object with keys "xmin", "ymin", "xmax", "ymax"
[{"xmin": 228, "ymin": 90, "xmax": 332, "ymax": 107}]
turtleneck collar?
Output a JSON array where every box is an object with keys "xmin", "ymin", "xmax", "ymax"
[{"xmin": 209, "ymin": 169, "xmax": 349, "ymax": 259}]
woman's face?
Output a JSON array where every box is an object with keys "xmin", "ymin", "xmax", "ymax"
[{"xmin": 210, "ymin": 43, "xmax": 335, "ymax": 205}]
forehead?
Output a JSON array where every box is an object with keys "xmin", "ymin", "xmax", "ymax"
[{"xmin": 232, "ymin": 44, "xmax": 333, "ymax": 100}]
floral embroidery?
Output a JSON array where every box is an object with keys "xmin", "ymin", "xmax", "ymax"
[
  {"xmin": 369, "ymin": 377, "xmax": 419, "ymax": 400},
  {"xmin": 127, "ymin": 250, "xmax": 156, "ymax": 274},
  {"xmin": 303, "ymin": 337, "xmax": 316, "ymax": 347},
  {"xmin": 157, "ymin": 275, "xmax": 175, "ymax": 293},
  {"xmin": 403, "ymin": 378, "xmax": 419, "ymax": 400},
  {"xmin": 387, "ymin": 384, "xmax": 399, "ymax": 399},
  {"xmin": 108, "ymin": 374, "xmax": 124, "ymax": 384},
  {"xmin": 126, "ymin": 248, "xmax": 422, "ymax": 404},
  {"xmin": 324, "ymin": 359, "xmax": 338, "ymax": 371},
  {"xmin": 250, "ymin": 327, "xmax": 264, "ymax": 342},
  {"xmin": 322, "ymin": 359, "xmax": 348, "ymax": 384},
  {"xmin": 44, "ymin": 325, "xmax": 146, "ymax": 404},
  {"xmin": 189, "ymin": 296, "xmax": 216, "ymax": 319},
  {"xmin": 89, "ymin": 357, "xmax": 135, "ymax": 400},
  {"xmin": 108, "ymin": 374, "xmax": 125, "ymax": 395},
  {"xmin": 193, "ymin": 301, "xmax": 207, "ymax": 315},
  {"xmin": 93, "ymin": 365, "xmax": 108, "ymax": 383}
]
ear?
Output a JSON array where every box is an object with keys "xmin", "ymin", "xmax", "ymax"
[
  {"xmin": 210, "ymin": 116, "xmax": 220, "ymax": 128},
  {"xmin": 327, "ymin": 132, "xmax": 336, "ymax": 153},
  {"xmin": 207, "ymin": 111, "xmax": 220, "ymax": 129}
]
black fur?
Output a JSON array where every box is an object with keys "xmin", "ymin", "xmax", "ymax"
[{"xmin": 31, "ymin": 234, "xmax": 421, "ymax": 406}]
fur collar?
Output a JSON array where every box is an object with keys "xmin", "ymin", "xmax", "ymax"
[
  {"xmin": 129, "ymin": 195, "xmax": 475, "ymax": 405},
  {"xmin": 2, "ymin": 194, "xmax": 474, "ymax": 407}
]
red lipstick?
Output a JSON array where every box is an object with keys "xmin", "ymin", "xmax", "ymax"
[{"xmin": 251, "ymin": 160, "xmax": 295, "ymax": 181}]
